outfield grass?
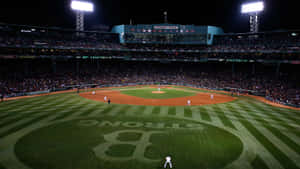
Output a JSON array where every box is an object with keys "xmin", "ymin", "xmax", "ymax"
[
  {"xmin": 0, "ymin": 86, "xmax": 300, "ymax": 169},
  {"xmin": 15, "ymin": 116, "xmax": 242, "ymax": 169},
  {"xmin": 121, "ymin": 88, "xmax": 196, "ymax": 99}
]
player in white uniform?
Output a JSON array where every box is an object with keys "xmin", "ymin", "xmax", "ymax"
[
  {"xmin": 92, "ymin": 91, "xmax": 96, "ymax": 95},
  {"xmin": 187, "ymin": 100, "xmax": 191, "ymax": 106},
  {"xmin": 164, "ymin": 156, "xmax": 172, "ymax": 168},
  {"xmin": 210, "ymin": 94, "xmax": 214, "ymax": 100},
  {"xmin": 104, "ymin": 96, "xmax": 107, "ymax": 102}
]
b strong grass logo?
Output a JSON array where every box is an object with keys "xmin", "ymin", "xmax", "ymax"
[{"xmin": 93, "ymin": 130, "xmax": 165, "ymax": 163}]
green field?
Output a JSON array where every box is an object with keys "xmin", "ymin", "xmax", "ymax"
[
  {"xmin": 0, "ymin": 86, "xmax": 300, "ymax": 169},
  {"xmin": 120, "ymin": 88, "xmax": 195, "ymax": 99}
]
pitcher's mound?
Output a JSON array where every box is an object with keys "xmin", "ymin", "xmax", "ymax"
[{"xmin": 152, "ymin": 91, "xmax": 165, "ymax": 94}]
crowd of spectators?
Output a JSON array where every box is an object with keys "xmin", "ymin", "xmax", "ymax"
[
  {"xmin": 1, "ymin": 25, "xmax": 300, "ymax": 107},
  {"xmin": 0, "ymin": 60, "xmax": 299, "ymax": 107},
  {"xmin": 0, "ymin": 31, "xmax": 122, "ymax": 50},
  {"xmin": 1, "ymin": 25, "xmax": 300, "ymax": 57}
]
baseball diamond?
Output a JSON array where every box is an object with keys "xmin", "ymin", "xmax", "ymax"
[
  {"xmin": 0, "ymin": 85, "xmax": 300, "ymax": 169},
  {"xmin": 1, "ymin": 6, "xmax": 300, "ymax": 169}
]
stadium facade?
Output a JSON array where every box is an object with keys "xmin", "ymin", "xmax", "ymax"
[{"xmin": 111, "ymin": 24, "xmax": 224, "ymax": 45}]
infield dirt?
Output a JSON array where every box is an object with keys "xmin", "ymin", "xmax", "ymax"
[{"xmin": 80, "ymin": 89, "xmax": 236, "ymax": 106}]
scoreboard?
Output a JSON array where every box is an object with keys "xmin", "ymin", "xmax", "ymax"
[{"xmin": 112, "ymin": 24, "xmax": 224, "ymax": 45}]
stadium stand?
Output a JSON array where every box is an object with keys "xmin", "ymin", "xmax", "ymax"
[{"xmin": 0, "ymin": 23, "xmax": 300, "ymax": 107}]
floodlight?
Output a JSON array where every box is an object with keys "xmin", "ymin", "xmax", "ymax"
[
  {"xmin": 71, "ymin": 1, "xmax": 94, "ymax": 12},
  {"xmin": 241, "ymin": 1, "xmax": 264, "ymax": 33},
  {"xmin": 71, "ymin": 1, "xmax": 94, "ymax": 33},
  {"xmin": 241, "ymin": 1, "xmax": 264, "ymax": 14}
]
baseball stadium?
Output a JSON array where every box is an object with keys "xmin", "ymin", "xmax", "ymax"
[{"xmin": 1, "ymin": 1, "xmax": 300, "ymax": 169}]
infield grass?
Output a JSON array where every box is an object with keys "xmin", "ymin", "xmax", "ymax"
[{"xmin": 120, "ymin": 88, "xmax": 196, "ymax": 99}]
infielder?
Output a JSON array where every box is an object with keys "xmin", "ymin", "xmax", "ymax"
[
  {"xmin": 164, "ymin": 156, "xmax": 172, "ymax": 168},
  {"xmin": 210, "ymin": 94, "xmax": 214, "ymax": 100},
  {"xmin": 104, "ymin": 96, "xmax": 107, "ymax": 102},
  {"xmin": 187, "ymin": 99, "xmax": 191, "ymax": 106},
  {"xmin": 92, "ymin": 91, "xmax": 96, "ymax": 95}
]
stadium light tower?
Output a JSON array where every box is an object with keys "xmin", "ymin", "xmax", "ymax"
[
  {"xmin": 71, "ymin": 0, "xmax": 94, "ymax": 32},
  {"xmin": 241, "ymin": 1, "xmax": 264, "ymax": 33}
]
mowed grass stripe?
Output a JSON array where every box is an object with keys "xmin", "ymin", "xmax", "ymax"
[
  {"xmin": 101, "ymin": 105, "xmax": 117, "ymax": 115},
  {"xmin": 249, "ymin": 100, "xmax": 300, "ymax": 125},
  {"xmin": 242, "ymin": 100, "xmax": 300, "ymax": 130},
  {"xmin": 23, "ymin": 96, "xmax": 83, "ymax": 116},
  {"xmin": 199, "ymin": 106, "xmax": 211, "ymax": 122},
  {"xmin": 211, "ymin": 105, "xmax": 236, "ymax": 129},
  {"xmin": 0, "ymin": 114, "xmax": 51, "ymax": 138},
  {"xmin": 0, "ymin": 94, "xmax": 76, "ymax": 121},
  {"xmin": 0, "ymin": 94, "xmax": 74, "ymax": 112},
  {"xmin": 184, "ymin": 106, "xmax": 193, "ymax": 118},
  {"xmin": 244, "ymin": 101, "xmax": 300, "ymax": 126},
  {"xmin": 226, "ymin": 104, "xmax": 300, "ymax": 169},
  {"xmin": 0, "ymin": 95, "xmax": 56, "ymax": 107},
  {"xmin": 133, "ymin": 106, "xmax": 147, "ymax": 115},
  {"xmin": 78, "ymin": 104, "xmax": 106, "ymax": 116},
  {"xmin": 143, "ymin": 106, "xmax": 154, "ymax": 116},
  {"xmin": 175, "ymin": 106, "xmax": 184, "ymax": 117},
  {"xmin": 0, "ymin": 117, "xmax": 35, "ymax": 135},
  {"xmin": 245, "ymin": 101, "xmax": 300, "ymax": 138},
  {"xmin": 204, "ymin": 106, "xmax": 223, "ymax": 126},
  {"xmin": 237, "ymin": 103, "xmax": 300, "ymax": 156},
  {"xmin": 49, "ymin": 100, "xmax": 93, "ymax": 121},
  {"xmin": 0, "ymin": 114, "xmax": 37, "ymax": 129},
  {"xmin": 236, "ymin": 103, "xmax": 300, "ymax": 166},
  {"xmin": 255, "ymin": 102, "xmax": 300, "ymax": 127},
  {"xmin": 0, "ymin": 113, "xmax": 16, "ymax": 121},
  {"xmin": 0, "ymin": 102, "xmax": 64, "ymax": 126},
  {"xmin": 151, "ymin": 106, "xmax": 161, "ymax": 115},
  {"xmin": 51, "ymin": 110, "xmax": 80, "ymax": 121},
  {"xmin": 220, "ymin": 104, "xmax": 283, "ymax": 169},
  {"xmin": 225, "ymin": 101, "xmax": 292, "ymax": 130},
  {"xmin": 251, "ymin": 156, "xmax": 270, "ymax": 169},
  {"xmin": 168, "ymin": 107, "xmax": 176, "ymax": 116},
  {"xmin": 112, "ymin": 105, "xmax": 131, "ymax": 116},
  {"xmin": 44, "ymin": 97, "xmax": 85, "ymax": 109}
]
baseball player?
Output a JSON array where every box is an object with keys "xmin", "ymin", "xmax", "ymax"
[
  {"xmin": 164, "ymin": 156, "xmax": 172, "ymax": 168},
  {"xmin": 210, "ymin": 94, "xmax": 214, "ymax": 100},
  {"xmin": 0, "ymin": 93, "xmax": 3, "ymax": 102},
  {"xmin": 187, "ymin": 99, "xmax": 191, "ymax": 106},
  {"xmin": 104, "ymin": 96, "xmax": 107, "ymax": 102},
  {"xmin": 92, "ymin": 91, "xmax": 96, "ymax": 95},
  {"xmin": 108, "ymin": 99, "xmax": 111, "ymax": 105}
]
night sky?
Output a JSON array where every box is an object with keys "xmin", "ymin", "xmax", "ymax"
[{"xmin": 0, "ymin": 0, "xmax": 299, "ymax": 33}]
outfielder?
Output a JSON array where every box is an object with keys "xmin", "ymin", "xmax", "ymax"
[{"xmin": 164, "ymin": 156, "xmax": 172, "ymax": 168}]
